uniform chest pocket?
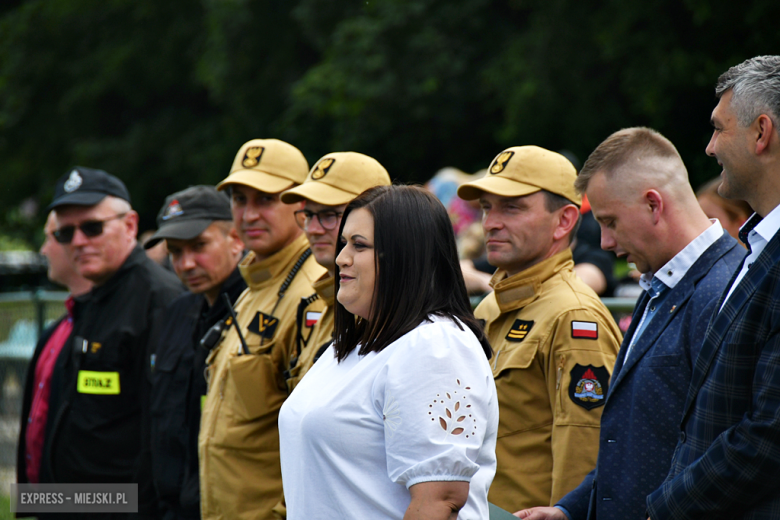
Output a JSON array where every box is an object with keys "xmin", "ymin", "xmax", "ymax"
[
  {"xmin": 492, "ymin": 341, "xmax": 538, "ymax": 376},
  {"xmin": 227, "ymin": 338, "xmax": 286, "ymax": 420}
]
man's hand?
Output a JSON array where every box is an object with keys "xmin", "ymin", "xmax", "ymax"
[{"xmin": 513, "ymin": 506, "xmax": 568, "ymax": 519}]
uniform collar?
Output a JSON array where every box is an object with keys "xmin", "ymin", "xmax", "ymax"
[
  {"xmin": 239, "ymin": 234, "xmax": 310, "ymax": 290},
  {"xmin": 490, "ymin": 249, "xmax": 573, "ymax": 313},
  {"xmin": 312, "ymin": 272, "xmax": 335, "ymax": 306}
]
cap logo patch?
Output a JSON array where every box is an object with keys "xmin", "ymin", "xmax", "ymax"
[
  {"xmin": 490, "ymin": 151, "xmax": 514, "ymax": 174},
  {"xmin": 64, "ymin": 170, "xmax": 83, "ymax": 192},
  {"xmin": 505, "ymin": 319, "xmax": 534, "ymax": 342},
  {"xmin": 242, "ymin": 146, "xmax": 265, "ymax": 168},
  {"xmin": 311, "ymin": 158, "xmax": 336, "ymax": 180},
  {"xmin": 162, "ymin": 199, "xmax": 184, "ymax": 220},
  {"xmin": 569, "ymin": 364, "xmax": 609, "ymax": 410}
]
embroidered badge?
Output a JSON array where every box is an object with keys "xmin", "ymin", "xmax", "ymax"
[
  {"xmin": 571, "ymin": 320, "xmax": 598, "ymax": 339},
  {"xmin": 305, "ymin": 311, "xmax": 321, "ymax": 327},
  {"xmin": 568, "ymin": 364, "xmax": 609, "ymax": 410},
  {"xmin": 64, "ymin": 170, "xmax": 83, "ymax": 192},
  {"xmin": 428, "ymin": 379, "xmax": 478, "ymax": 438},
  {"xmin": 242, "ymin": 146, "xmax": 265, "ymax": 168},
  {"xmin": 490, "ymin": 151, "xmax": 514, "ymax": 174},
  {"xmin": 162, "ymin": 199, "xmax": 184, "ymax": 220},
  {"xmin": 247, "ymin": 311, "xmax": 278, "ymax": 339},
  {"xmin": 505, "ymin": 319, "xmax": 534, "ymax": 342},
  {"xmin": 90, "ymin": 341, "xmax": 102, "ymax": 354},
  {"xmin": 311, "ymin": 157, "xmax": 335, "ymax": 180}
]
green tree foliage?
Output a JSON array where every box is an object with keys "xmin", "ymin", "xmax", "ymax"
[{"xmin": 1, "ymin": 0, "xmax": 779, "ymax": 246}]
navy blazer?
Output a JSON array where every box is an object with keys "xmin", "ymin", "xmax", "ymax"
[
  {"xmin": 647, "ymin": 218, "xmax": 780, "ymax": 519},
  {"xmin": 558, "ymin": 232, "xmax": 743, "ymax": 520}
]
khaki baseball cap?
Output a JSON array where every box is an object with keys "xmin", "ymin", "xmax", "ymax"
[
  {"xmin": 457, "ymin": 145, "xmax": 581, "ymax": 206},
  {"xmin": 280, "ymin": 152, "xmax": 392, "ymax": 205},
  {"xmin": 216, "ymin": 138, "xmax": 309, "ymax": 194}
]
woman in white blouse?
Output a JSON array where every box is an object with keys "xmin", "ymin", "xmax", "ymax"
[{"xmin": 279, "ymin": 185, "xmax": 499, "ymax": 520}]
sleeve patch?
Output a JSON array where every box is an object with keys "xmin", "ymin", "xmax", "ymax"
[
  {"xmin": 571, "ymin": 320, "xmax": 598, "ymax": 339},
  {"xmin": 568, "ymin": 364, "xmax": 609, "ymax": 410}
]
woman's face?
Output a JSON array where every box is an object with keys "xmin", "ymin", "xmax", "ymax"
[{"xmin": 336, "ymin": 208, "xmax": 376, "ymax": 320}]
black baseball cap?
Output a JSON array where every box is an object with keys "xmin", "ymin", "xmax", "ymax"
[
  {"xmin": 48, "ymin": 166, "xmax": 131, "ymax": 210},
  {"xmin": 144, "ymin": 185, "xmax": 233, "ymax": 249}
]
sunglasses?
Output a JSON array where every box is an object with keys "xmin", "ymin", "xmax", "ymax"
[
  {"xmin": 53, "ymin": 213, "xmax": 127, "ymax": 244},
  {"xmin": 294, "ymin": 209, "xmax": 343, "ymax": 231}
]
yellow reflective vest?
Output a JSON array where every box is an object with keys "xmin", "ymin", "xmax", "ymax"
[{"xmin": 477, "ymin": 250, "xmax": 622, "ymax": 512}]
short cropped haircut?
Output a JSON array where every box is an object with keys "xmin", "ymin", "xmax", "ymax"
[
  {"xmin": 574, "ymin": 127, "xmax": 682, "ymax": 194},
  {"xmin": 333, "ymin": 185, "xmax": 492, "ymax": 362},
  {"xmin": 716, "ymin": 55, "xmax": 780, "ymax": 131}
]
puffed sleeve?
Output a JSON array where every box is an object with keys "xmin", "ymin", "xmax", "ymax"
[{"xmin": 372, "ymin": 318, "xmax": 498, "ymax": 489}]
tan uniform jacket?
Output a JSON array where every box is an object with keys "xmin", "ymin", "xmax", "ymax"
[
  {"xmin": 477, "ymin": 250, "xmax": 621, "ymax": 512},
  {"xmin": 199, "ymin": 235, "xmax": 326, "ymax": 520},
  {"xmin": 286, "ymin": 272, "xmax": 335, "ymax": 393}
]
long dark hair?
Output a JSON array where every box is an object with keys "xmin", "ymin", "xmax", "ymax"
[{"xmin": 333, "ymin": 185, "xmax": 492, "ymax": 361}]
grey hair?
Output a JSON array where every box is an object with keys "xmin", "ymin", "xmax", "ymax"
[{"xmin": 715, "ymin": 55, "xmax": 780, "ymax": 129}]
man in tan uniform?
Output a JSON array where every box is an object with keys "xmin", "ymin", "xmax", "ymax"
[
  {"xmin": 199, "ymin": 139, "xmax": 326, "ymax": 520},
  {"xmin": 280, "ymin": 152, "xmax": 392, "ymax": 391},
  {"xmin": 457, "ymin": 146, "xmax": 622, "ymax": 512}
]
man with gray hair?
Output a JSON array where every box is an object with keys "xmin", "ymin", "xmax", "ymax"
[{"xmin": 646, "ymin": 55, "xmax": 780, "ymax": 519}]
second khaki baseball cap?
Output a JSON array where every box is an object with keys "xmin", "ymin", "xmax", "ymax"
[
  {"xmin": 217, "ymin": 138, "xmax": 309, "ymax": 194},
  {"xmin": 457, "ymin": 145, "xmax": 581, "ymax": 206},
  {"xmin": 280, "ymin": 152, "xmax": 392, "ymax": 206}
]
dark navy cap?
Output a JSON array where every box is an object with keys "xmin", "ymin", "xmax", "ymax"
[
  {"xmin": 144, "ymin": 185, "xmax": 232, "ymax": 249},
  {"xmin": 48, "ymin": 166, "xmax": 131, "ymax": 210}
]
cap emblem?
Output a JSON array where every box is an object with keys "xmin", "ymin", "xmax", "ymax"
[
  {"xmin": 490, "ymin": 151, "xmax": 514, "ymax": 174},
  {"xmin": 311, "ymin": 158, "xmax": 336, "ymax": 180},
  {"xmin": 63, "ymin": 170, "xmax": 83, "ymax": 193},
  {"xmin": 242, "ymin": 146, "xmax": 265, "ymax": 168},
  {"xmin": 162, "ymin": 199, "xmax": 184, "ymax": 220}
]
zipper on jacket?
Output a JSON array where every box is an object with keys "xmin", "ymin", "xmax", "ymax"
[{"xmin": 556, "ymin": 355, "xmax": 566, "ymax": 389}]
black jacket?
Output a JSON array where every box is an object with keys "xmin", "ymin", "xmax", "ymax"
[
  {"xmin": 143, "ymin": 267, "xmax": 246, "ymax": 519},
  {"xmin": 42, "ymin": 246, "xmax": 182, "ymax": 485}
]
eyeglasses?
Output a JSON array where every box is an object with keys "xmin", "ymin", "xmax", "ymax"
[
  {"xmin": 294, "ymin": 209, "xmax": 343, "ymax": 231},
  {"xmin": 53, "ymin": 213, "xmax": 127, "ymax": 244}
]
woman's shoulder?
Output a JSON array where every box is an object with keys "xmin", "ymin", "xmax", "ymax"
[{"xmin": 392, "ymin": 315, "xmax": 482, "ymax": 355}]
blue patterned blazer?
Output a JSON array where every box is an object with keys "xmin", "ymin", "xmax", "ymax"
[
  {"xmin": 557, "ymin": 232, "xmax": 742, "ymax": 520},
  {"xmin": 647, "ymin": 217, "xmax": 780, "ymax": 519}
]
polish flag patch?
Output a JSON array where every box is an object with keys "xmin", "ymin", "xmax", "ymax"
[
  {"xmin": 571, "ymin": 321, "xmax": 598, "ymax": 339},
  {"xmin": 305, "ymin": 311, "xmax": 322, "ymax": 327}
]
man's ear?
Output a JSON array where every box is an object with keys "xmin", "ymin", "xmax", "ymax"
[
  {"xmin": 228, "ymin": 226, "xmax": 245, "ymax": 256},
  {"xmin": 754, "ymin": 114, "xmax": 776, "ymax": 155},
  {"xmin": 553, "ymin": 204, "xmax": 581, "ymax": 241},
  {"xmin": 645, "ymin": 190, "xmax": 664, "ymax": 225},
  {"xmin": 125, "ymin": 210, "xmax": 140, "ymax": 239}
]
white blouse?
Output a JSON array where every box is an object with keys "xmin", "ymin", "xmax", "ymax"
[{"xmin": 279, "ymin": 315, "xmax": 499, "ymax": 519}]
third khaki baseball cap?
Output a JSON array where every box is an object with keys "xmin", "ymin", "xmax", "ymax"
[
  {"xmin": 280, "ymin": 152, "xmax": 391, "ymax": 206},
  {"xmin": 217, "ymin": 138, "xmax": 309, "ymax": 194},
  {"xmin": 457, "ymin": 145, "xmax": 581, "ymax": 206}
]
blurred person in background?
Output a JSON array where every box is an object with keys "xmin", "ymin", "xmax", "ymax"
[
  {"xmin": 16, "ymin": 211, "xmax": 92, "ymax": 493},
  {"xmin": 138, "ymin": 185, "xmax": 245, "ymax": 519},
  {"xmin": 42, "ymin": 167, "xmax": 181, "ymax": 507},
  {"xmin": 199, "ymin": 139, "xmax": 325, "ymax": 520},
  {"xmin": 279, "ymin": 185, "xmax": 498, "ymax": 520},
  {"xmin": 696, "ymin": 176, "xmax": 752, "ymax": 245},
  {"xmin": 457, "ymin": 146, "xmax": 622, "ymax": 512}
]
